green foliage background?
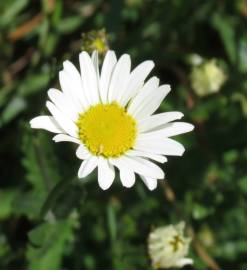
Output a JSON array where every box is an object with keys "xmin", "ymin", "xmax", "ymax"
[{"xmin": 1, "ymin": 0, "xmax": 247, "ymax": 269}]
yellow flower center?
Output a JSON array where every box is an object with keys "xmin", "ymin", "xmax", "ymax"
[{"xmin": 77, "ymin": 103, "xmax": 137, "ymax": 157}]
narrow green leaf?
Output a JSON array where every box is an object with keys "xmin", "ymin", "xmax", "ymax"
[
  {"xmin": 0, "ymin": 96, "xmax": 26, "ymax": 127},
  {"xmin": 211, "ymin": 13, "xmax": 236, "ymax": 64}
]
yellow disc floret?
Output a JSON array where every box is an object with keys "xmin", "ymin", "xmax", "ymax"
[{"xmin": 77, "ymin": 103, "xmax": 137, "ymax": 157}]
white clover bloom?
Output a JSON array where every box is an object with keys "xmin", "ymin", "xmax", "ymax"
[
  {"xmin": 30, "ymin": 50, "xmax": 194, "ymax": 190},
  {"xmin": 148, "ymin": 222, "xmax": 193, "ymax": 269}
]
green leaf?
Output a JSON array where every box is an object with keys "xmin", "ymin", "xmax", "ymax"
[
  {"xmin": 27, "ymin": 218, "xmax": 77, "ymax": 270},
  {"xmin": 239, "ymin": 35, "xmax": 247, "ymax": 73},
  {"xmin": 0, "ymin": 189, "xmax": 19, "ymax": 219},
  {"xmin": 20, "ymin": 129, "xmax": 60, "ymax": 218},
  {"xmin": 19, "ymin": 72, "xmax": 51, "ymax": 96},
  {"xmin": 223, "ymin": 150, "xmax": 238, "ymax": 164},
  {"xmin": 0, "ymin": 96, "xmax": 26, "ymax": 127},
  {"xmin": 43, "ymin": 34, "xmax": 59, "ymax": 57},
  {"xmin": 238, "ymin": 176, "xmax": 247, "ymax": 194},
  {"xmin": 0, "ymin": 85, "xmax": 13, "ymax": 110},
  {"xmin": 211, "ymin": 13, "xmax": 236, "ymax": 64},
  {"xmin": 0, "ymin": 0, "xmax": 29, "ymax": 28},
  {"xmin": 192, "ymin": 204, "xmax": 214, "ymax": 220},
  {"xmin": 232, "ymin": 93, "xmax": 247, "ymax": 117},
  {"xmin": 56, "ymin": 16, "xmax": 83, "ymax": 34}
]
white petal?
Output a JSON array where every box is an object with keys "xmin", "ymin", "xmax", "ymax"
[
  {"xmin": 133, "ymin": 84, "xmax": 171, "ymax": 120},
  {"xmin": 53, "ymin": 134, "xmax": 81, "ymax": 144},
  {"xmin": 46, "ymin": 101, "xmax": 78, "ymax": 137},
  {"xmin": 76, "ymin": 144, "xmax": 91, "ymax": 160},
  {"xmin": 59, "ymin": 70, "xmax": 83, "ymax": 112},
  {"xmin": 99, "ymin": 50, "xmax": 117, "ymax": 103},
  {"xmin": 126, "ymin": 149, "xmax": 167, "ymax": 163},
  {"xmin": 135, "ymin": 137, "xmax": 185, "ymax": 156},
  {"xmin": 138, "ymin": 111, "xmax": 184, "ymax": 133},
  {"xmin": 140, "ymin": 175, "xmax": 158, "ymax": 190},
  {"xmin": 91, "ymin": 51, "xmax": 99, "ymax": 72},
  {"xmin": 140, "ymin": 122, "xmax": 194, "ymax": 138},
  {"xmin": 175, "ymin": 258, "xmax": 193, "ymax": 267},
  {"xmin": 98, "ymin": 157, "xmax": 115, "ymax": 190},
  {"xmin": 78, "ymin": 156, "xmax": 98, "ymax": 178},
  {"xmin": 79, "ymin": 51, "xmax": 99, "ymax": 105},
  {"xmin": 121, "ymin": 60, "xmax": 154, "ymax": 106},
  {"xmin": 162, "ymin": 122, "xmax": 195, "ymax": 137},
  {"xmin": 63, "ymin": 60, "xmax": 89, "ymax": 110},
  {"xmin": 48, "ymin": 88, "xmax": 78, "ymax": 122},
  {"xmin": 120, "ymin": 167, "xmax": 135, "ymax": 188},
  {"xmin": 110, "ymin": 158, "xmax": 135, "ymax": 188},
  {"xmin": 127, "ymin": 76, "xmax": 159, "ymax": 115},
  {"xmin": 116, "ymin": 156, "xmax": 164, "ymax": 179},
  {"xmin": 30, "ymin": 116, "xmax": 63, "ymax": 133},
  {"xmin": 108, "ymin": 54, "xmax": 131, "ymax": 103},
  {"xmin": 91, "ymin": 51, "xmax": 99, "ymax": 82}
]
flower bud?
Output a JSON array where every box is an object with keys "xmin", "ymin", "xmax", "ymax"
[{"xmin": 81, "ymin": 29, "xmax": 109, "ymax": 55}]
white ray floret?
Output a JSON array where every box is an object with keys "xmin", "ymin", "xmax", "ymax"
[{"xmin": 30, "ymin": 50, "xmax": 194, "ymax": 190}]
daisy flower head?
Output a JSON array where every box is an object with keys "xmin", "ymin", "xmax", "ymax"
[
  {"xmin": 30, "ymin": 50, "xmax": 194, "ymax": 190},
  {"xmin": 148, "ymin": 222, "xmax": 193, "ymax": 269}
]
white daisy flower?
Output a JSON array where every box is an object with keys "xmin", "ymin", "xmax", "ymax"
[
  {"xmin": 148, "ymin": 222, "xmax": 193, "ymax": 269},
  {"xmin": 30, "ymin": 50, "xmax": 194, "ymax": 190}
]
